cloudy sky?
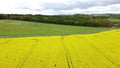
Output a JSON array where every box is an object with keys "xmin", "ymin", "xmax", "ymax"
[{"xmin": 0, "ymin": 0, "xmax": 120, "ymax": 15}]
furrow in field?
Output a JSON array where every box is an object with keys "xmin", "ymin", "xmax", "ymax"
[
  {"xmin": 63, "ymin": 36, "xmax": 86, "ymax": 68},
  {"xmin": 65, "ymin": 35, "xmax": 117, "ymax": 68},
  {"xmin": 16, "ymin": 39, "xmax": 39, "ymax": 68},
  {"xmin": 0, "ymin": 38, "xmax": 36, "ymax": 68},
  {"xmin": 20, "ymin": 36, "xmax": 69, "ymax": 68},
  {"xmin": 83, "ymin": 35, "xmax": 120, "ymax": 67},
  {"xmin": 61, "ymin": 36, "xmax": 73, "ymax": 68}
]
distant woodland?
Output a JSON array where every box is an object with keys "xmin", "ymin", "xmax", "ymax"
[{"xmin": 0, "ymin": 14, "xmax": 120, "ymax": 27}]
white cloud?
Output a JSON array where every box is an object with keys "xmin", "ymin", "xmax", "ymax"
[{"xmin": 0, "ymin": 0, "xmax": 120, "ymax": 15}]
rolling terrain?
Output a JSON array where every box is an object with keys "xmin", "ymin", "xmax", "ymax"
[
  {"xmin": 0, "ymin": 20, "xmax": 109, "ymax": 37},
  {"xmin": 0, "ymin": 29, "xmax": 120, "ymax": 68}
]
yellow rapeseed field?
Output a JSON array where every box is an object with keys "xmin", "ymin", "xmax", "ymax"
[{"xmin": 0, "ymin": 29, "xmax": 120, "ymax": 68}]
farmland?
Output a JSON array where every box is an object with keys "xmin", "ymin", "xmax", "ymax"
[
  {"xmin": 0, "ymin": 20, "xmax": 108, "ymax": 37},
  {"xmin": 108, "ymin": 18, "xmax": 120, "ymax": 23},
  {"xmin": 0, "ymin": 29, "xmax": 120, "ymax": 68}
]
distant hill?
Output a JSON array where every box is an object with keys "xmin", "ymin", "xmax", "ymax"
[{"xmin": 0, "ymin": 20, "xmax": 109, "ymax": 37}]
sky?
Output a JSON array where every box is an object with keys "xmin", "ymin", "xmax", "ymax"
[{"xmin": 0, "ymin": 0, "xmax": 120, "ymax": 15}]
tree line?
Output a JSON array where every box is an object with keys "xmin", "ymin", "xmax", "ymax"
[{"xmin": 0, "ymin": 14, "xmax": 119, "ymax": 27}]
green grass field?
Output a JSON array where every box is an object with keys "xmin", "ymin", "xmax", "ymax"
[
  {"xmin": 0, "ymin": 20, "xmax": 109, "ymax": 36},
  {"xmin": 108, "ymin": 18, "xmax": 120, "ymax": 23}
]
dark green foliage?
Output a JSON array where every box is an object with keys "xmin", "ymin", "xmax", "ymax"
[{"xmin": 0, "ymin": 14, "xmax": 115, "ymax": 27}]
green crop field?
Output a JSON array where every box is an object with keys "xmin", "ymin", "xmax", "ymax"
[
  {"xmin": 108, "ymin": 18, "xmax": 120, "ymax": 23},
  {"xmin": 0, "ymin": 20, "xmax": 109, "ymax": 37}
]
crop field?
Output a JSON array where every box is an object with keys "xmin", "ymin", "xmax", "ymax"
[
  {"xmin": 108, "ymin": 18, "xmax": 120, "ymax": 23},
  {"xmin": 0, "ymin": 20, "xmax": 108, "ymax": 36},
  {"xmin": 0, "ymin": 29, "xmax": 120, "ymax": 68}
]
